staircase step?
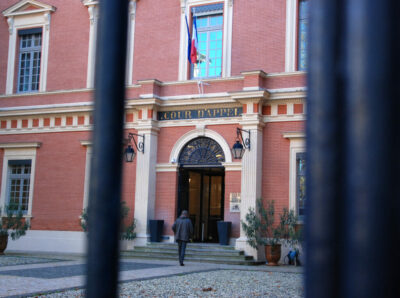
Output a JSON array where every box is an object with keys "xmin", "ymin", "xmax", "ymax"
[
  {"xmin": 146, "ymin": 242, "xmax": 236, "ymax": 250},
  {"xmin": 121, "ymin": 251, "xmax": 261, "ymax": 265},
  {"xmin": 134, "ymin": 247, "xmax": 243, "ymax": 256},
  {"xmin": 123, "ymin": 250, "xmax": 252, "ymax": 261},
  {"xmin": 121, "ymin": 242, "xmax": 261, "ymax": 265}
]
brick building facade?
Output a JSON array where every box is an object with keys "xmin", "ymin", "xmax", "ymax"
[{"xmin": 0, "ymin": 0, "xmax": 306, "ymax": 260}]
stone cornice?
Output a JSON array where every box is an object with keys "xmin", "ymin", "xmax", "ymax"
[
  {"xmin": 2, "ymin": 0, "xmax": 56, "ymax": 17},
  {"xmin": 282, "ymin": 131, "xmax": 306, "ymax": 139},
  {"xmin": 0, "ymin": 142, "xmax": 41, "ymax": 149},
  {"xmin": 229, "ymin": 90, "xmax": 270, "ymax": 103}
]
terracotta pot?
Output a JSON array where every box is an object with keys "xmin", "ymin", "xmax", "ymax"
[
  {"xmin": 265, "ymin": 244, "xmax": 281, "ymax": 266},
  {"xmin": 0, "ymin": 234, "xmax": 8, "ymax": 255}
]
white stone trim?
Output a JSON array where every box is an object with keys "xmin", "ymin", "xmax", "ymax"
[
  {"xmin": 178, "ymin": 0, "xmax": 233, "ymax": 80},
  {"xmin": 169, "ymin": 128, "xmax": 233, "ymax": 164},
  {"xmin": 283, "ymin": 132, "xmax": 305, "ymax": 213},
  {"xmin": 5, "ymin": 230, "xmax": 87, "ymax": 254},
  {"xmin": 156, "ymin": 163, "xmax": 179, "ymax": 172},
  {"xmin": 84, "ymin": 1, "xmax": 98, "ymax": 89},
  {"xmin": 0, "ymin": 142, "xmax": 41, "ymax": 149},
  {"xmin": 80, "ymin": 141, "xmax": 92, "ymax": 208},
  {"xmin": 3, "ymin": 0, "xmax": 55, "ymax": 94},
  {"xmin": 285, "ymin": 0, "xmax": 297, "ymax": 72},
  {"xmin": 84, "ymin": 0, "xmax": 136, "ymax": 88},
  {"xmin": 0, "ymin": 145, "xmax": 39, "ymax": 217},
  {"xmin": 222, "ymin": 162, "xmax": 241, "ymax": 171},
  {"xmin": 126, "ymin": 0, "xmax": 137, "ymax": 86}
]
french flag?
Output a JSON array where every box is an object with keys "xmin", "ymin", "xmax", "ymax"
[
  {"xmin": 190, "ymin": 16, "xmax": 198, "ymax": 64},
  {"xmin": 185, "ymin": 15, "xmax": 192, "ymax": 63}
]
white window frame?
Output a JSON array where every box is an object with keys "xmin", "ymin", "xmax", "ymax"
[
  {"xmin": 83, "ymin": 0, "xmax": 137, "ymax": 88},
  {"xmin": 2, "ymin": 0, "xmax": 55, "ymax": 95},
  {"xmin": 285, "ymin": 0, "xmax": 308, "ymax": 73},
  {"xmin": 17, "ymin": 31, "xmax": 42, "ymax": 93},
  {"xmin": 0, "ymin": 142, "xmax": 41, "ymax": 217},
  {"xmin": 283, "ymin": 132, "xmax": 305, "ymax": 221},
  {"xmin": 178, "ymin": 0, "xmax": 233, "ymax": 81}
]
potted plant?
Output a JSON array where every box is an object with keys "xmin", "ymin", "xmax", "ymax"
[
  {"xmin": 241, "ymin": 198, "xmax": 301, "ymax": 265},
  {"xmin": 80, "ymin": 201, "xmax": 136, "ymax": 240},
  {"xmin": 277, "ymin": 208, "xmax": 303, "ymax": 265},
  {"xmin": 0, "ymin": 205, "xmax": 30, "ymax": 254}
]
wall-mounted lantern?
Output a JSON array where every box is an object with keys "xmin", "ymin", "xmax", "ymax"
[
  {"xmin": 124, "ymin": 132, "xmax": 145, "ymax": 162},
  {"xmin": 231, "ymin": 128, "xmax": 250, "ymax": 159}
]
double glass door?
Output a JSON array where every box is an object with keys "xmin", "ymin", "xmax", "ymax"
[{"xmin": 178, "ymin": 168, "xmax": 224, "ymax": 242}]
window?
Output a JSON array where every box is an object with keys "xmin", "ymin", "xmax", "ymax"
[
  {"xmin": 179, "ymin": 1, "xmax": 233, "ymax": 80},
  {"xmin": 17, "ymin": 29, "xmax": 42, "ymax": 93},
  {"xmin": 285, "ymin": 0, "xmax": 309, "ymax": 72},
  {"xmin": 191, "ymin": 13, "xmax": 223, "ymax": 79},
  {"xmin": 3, "ymin": 0, "xmax": 55, "ymax": 95},
  {"xmin": 297, "ymin": 0, "xmax": 309, "ymax": 71},
  {"xmin": 296, "ymin": 152, "xmax": 306, "ymax": 218},
  {"xmin": 283, "ymin": 132, "xmax": 305, "ymax": 220},
  {"xmin": 7, "ymin": 160, "xmax": 32, "ymax": 213},
  {"xmin": 0, "ymin": 142, "xmax": 40, "ymax": 217}
]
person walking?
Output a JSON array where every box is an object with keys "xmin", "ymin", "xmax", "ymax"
[{"xmin": 172, "ymin": 210, "xmax": 193, "ymax": 266}]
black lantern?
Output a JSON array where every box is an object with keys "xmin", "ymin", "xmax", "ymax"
[
  {"xmin": 124, "ymin": 132, "xmax": 145, "ymax": 162},
  {"xmin": 125, "ymin": 145, "xmax": 135, "ymax": 162},
  {"xmin": 231, "ymin": 128, "xmax": 250, "ymax": 159}
]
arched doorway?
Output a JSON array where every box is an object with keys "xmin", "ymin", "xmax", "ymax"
[{"xmin": 177, "ymin": 137, "xmax": 225, "ymax": 243}]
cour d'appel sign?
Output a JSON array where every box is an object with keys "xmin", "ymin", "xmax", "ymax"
[{"xmin": 157, "ymin": 107, "xmax": 243, "ymax": 121}]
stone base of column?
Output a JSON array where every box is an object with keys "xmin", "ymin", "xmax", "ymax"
[
  {"xmin": 133, "ymin": 233, "xmax": 150, "ymax": 246},
  {"xmin": 235, "ymin": 236, "xmax": 265, "ymax": 261}
]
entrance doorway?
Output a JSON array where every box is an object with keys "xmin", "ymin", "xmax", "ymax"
[
  {"xmin": 178, "ymin": 168, "xmax": 224, "ymax": 243},
  {"xmin": 176, "ymin": 137, "xmax": 226, "ymax": 243}
]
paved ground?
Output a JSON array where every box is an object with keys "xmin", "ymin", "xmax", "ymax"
[{"xmin": 0, "ymin": 252, "xmax": 303, "ymax": 297}]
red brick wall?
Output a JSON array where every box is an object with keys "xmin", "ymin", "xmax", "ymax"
[
  {"xmin": 0, "ymin": 1, "xmax": 89, "ymax": 93},
  {"xmin": 232, "ymin": 0, "xmax": 286, "ymax": 75},
  {"xmin": 262, "ymin": 121, "xmax": 305, "ymax": 216},
  {"xmin": 224, "ymin": 171, "xmax": 241, "ymax": 237},
  {"xmin": 0, "ymin": 131, "xmax": 90, "ymax": 230},
  {"xmin": 155, "ymin": 171, "xmax": 178, "ymax": 236},
  {"xmin": 46, "ymin": 0, "xmax": 89, "ymax": 91},
  {"xmin": 157, "ymin": 126, "xmax": 195, "ymax": 163},
  {"xmin": 133, "ymin": 0, "xmax": 181, "ymax": 82}
]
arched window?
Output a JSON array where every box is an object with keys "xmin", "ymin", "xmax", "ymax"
[{"xmin": 179, "ymin": 137, "xmax": 225, "ymax": 166}]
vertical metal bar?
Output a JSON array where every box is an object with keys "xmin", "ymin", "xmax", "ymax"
[
  {"xmin": 343, "ymin": 1, "xmax": 400, "ymax": 297},
  {"xmin": 307, "ymin": 0, "xmax": 400, "ymax": 297},
  {"xmin": 306, "ymin": 0, "xmax": 346, "ymax": 297},
  {"xmin": 86, "ymin": 0, "xmax": 129, "ymax": 297}
]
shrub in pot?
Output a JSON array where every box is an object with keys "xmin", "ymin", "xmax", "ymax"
[
  {"xmin": 80, "ymin": 201, "xmax": 136, "ymax": 240},
  {"xmin": 0, "ymin": 205, "xmax": 30, "ymax": 254},
  {"xmin": 241, "ymin": 198, "xmax": 301, "ymax": 265}
]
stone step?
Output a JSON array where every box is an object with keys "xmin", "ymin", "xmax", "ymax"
[
  {"xmin": 124, "ymin": 250, "xmax": 251, "ymax": 261},
  {"xmin": 121, "ymin": 251, "xmax": 262, "ymax": 266},
  {"xmin": 121, "ymin": 242, "xmax": 261, "ymax": 265},
  {"xmin": 146, "ymin": 242, "xmax": 236, "ymax": 251},
  {"xmin": 133, "ymin": 247, "xmax": 244, "ymax": 256}
]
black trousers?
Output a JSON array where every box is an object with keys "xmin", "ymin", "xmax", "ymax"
[{"xmin": 177, "ymin": 240, "xmax": 188, "ymax": 264}]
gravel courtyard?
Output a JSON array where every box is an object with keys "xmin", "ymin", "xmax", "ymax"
[{"xmin": 31, "ymin": 269, "xmax": 304, "ymax": 298}]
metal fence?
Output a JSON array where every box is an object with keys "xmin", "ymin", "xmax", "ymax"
[
  {"xmin": 84, "ymin": 0, "xmax": 400, "ymax": 297},
  {"xmin": 306, "ymin": 0, "xmax": 400, "ymax": 297}
]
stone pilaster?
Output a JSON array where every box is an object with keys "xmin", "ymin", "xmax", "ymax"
[
  {"xmin": 133, "ymin": 106, "xmax": 159, "ymax": 246},
  {"xmin": 231, "ymin": 91, "xmax": 267, "ymax": 261}
]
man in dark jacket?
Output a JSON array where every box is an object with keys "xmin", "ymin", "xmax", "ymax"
[{"xmin": 172, "ymin": 210, "xmax": 193, "ymax": 266}]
